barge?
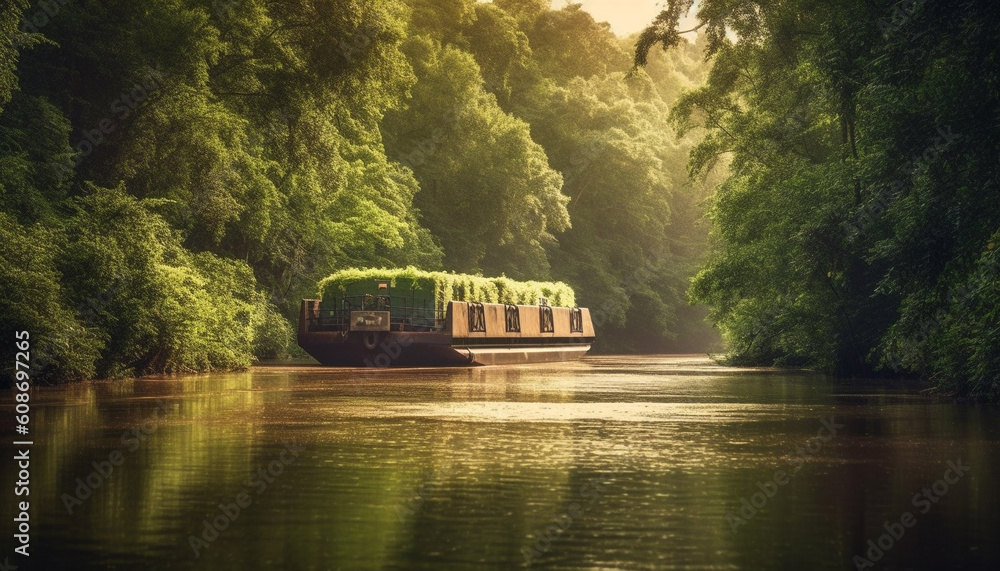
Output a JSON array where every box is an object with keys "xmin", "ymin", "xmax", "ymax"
[{"xmin": 297, "ymin": 269, "xmax": 595, "ymax": 366}]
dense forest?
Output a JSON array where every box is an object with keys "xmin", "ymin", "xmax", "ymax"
[
  {"xmin": 4, "ymin": 0, "xmax": 997, "ymax": 402},
  {"xmin": 636, "ymin": 0, "xmax": 1000, "ymax": 399},
  {"xmin": 1, "ymin": 0, "xmax": 717, "ymax": 384}
]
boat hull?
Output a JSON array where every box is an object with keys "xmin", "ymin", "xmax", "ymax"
[
  {"xmin": 459, "ymin": 344, "xmax": 592, "ymax": 366},
  {"xmin": 298, "ymin": 300, "xmax": 595, "ymax": 367},
  {"xmin": 297, "ymin": 330, "xmax": 593, "ymax": 367}
]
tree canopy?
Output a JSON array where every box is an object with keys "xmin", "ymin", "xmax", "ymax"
[
  {"xmin": 2, "ymin": 0, "xmax": 717, "ymax": 384},
  {"xmin": 637, "ymin": 0, "xmax": 1000, "ymax": 398}
]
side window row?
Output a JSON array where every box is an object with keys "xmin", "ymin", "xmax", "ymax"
[{"xmin": 467, "ymin": 303, "xmax": 583, "ymax": 334}]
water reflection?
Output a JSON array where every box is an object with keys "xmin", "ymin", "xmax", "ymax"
[{"xmin": 3, "ymin": 356, "xmax": 999, "ymax": 570}]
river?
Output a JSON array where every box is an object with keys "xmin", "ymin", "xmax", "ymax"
[{"xmin": 3, "ymin": 355, "xmax": 999, "ymax": 570}]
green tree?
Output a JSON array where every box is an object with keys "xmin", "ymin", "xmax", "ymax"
[
  {"xmin": 527, "ymin": 72, "xmax": 710, "ymax": 351},
  {"xmin": 17, "ymin": 0, "xmax": 441, "ymax": 311},
  {"xmin": 1, "ymin": 0, "xmax": 726, "ymax": 383},
  {"xmin": 524, "ymin": 3, "xmax": 629, "ymax": 82},
  {"xmin": 0, "ymin": 93, "xmax": 74, "ymax": 222},
  {"xmin": 0, "ymin": 0, "xmax": 34, "ymax": 112},
  {"xmin": 57, "ymin": 184, "xmax": 285, "ymax": 376},
  {"xmin": 637, "ymin": 0, "xmax": 1000, "ymax": 396},
  {"xmin": 382, "ymin": 36, "xmax": 568, "ymax": 278},
  {"xmin": 463, "ymin": 2, "xmax": 533, "ymax": 106},
  {"xmin": 405, "ymin": 0, "xmax": 476, "ymax": 43},
  {"xmin": 0, "ymin": 212, "xmax": 101, "ymax": 384}
]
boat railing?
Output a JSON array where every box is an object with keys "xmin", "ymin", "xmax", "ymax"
[{"xmin": 306, "ymin": 295, "xmax": 447, "ymax": 332}]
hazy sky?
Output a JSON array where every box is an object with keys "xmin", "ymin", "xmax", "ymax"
[{"xmin": 552, "ymin": 0, "xmax": 701, "ymax": 37}]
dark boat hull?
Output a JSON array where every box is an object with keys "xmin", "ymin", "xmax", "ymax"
[
  {"xmin": 298, "ymin": 299, "xmax": 596, "ymax": 367},
  {"xmin": 297, "ymin": 330, "xmax": 593, "ymax": 367}
]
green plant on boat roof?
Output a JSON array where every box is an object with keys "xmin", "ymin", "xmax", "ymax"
[{"xmin": 317, "ymin": 267, "xmax": 575, "ymax": 309}]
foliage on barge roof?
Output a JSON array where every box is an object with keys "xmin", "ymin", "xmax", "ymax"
[{"xmin": 318, "ymin": 267, "xmax": 575, "ymax": 308}]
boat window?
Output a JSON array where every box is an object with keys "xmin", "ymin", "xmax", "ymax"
[
  {"xmin": 570, "ymin": 308, "xmax": 583, "ymax": 333},
  {"xmin": 468, "ymin": 302, "xmax": 487, "ymax": 333},
  {"xmin": 540, "ymin": 305, "xmax": 554, "ymax": 333},
  {"xmin": 505, "ymin": 305, "xmax": 521, "ymax": 332}
]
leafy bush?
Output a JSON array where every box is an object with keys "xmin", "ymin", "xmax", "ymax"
[
  {"xmin": 57, "ymin": 185, "xmax": 289, "ymax": 376},
  {"xmin": 318, "ymin": 266, "xmax": 576, "ymax": 310},
  {"xmin": 0, "ymin": 213, "xmax": 102, "ymax": 385},
  {"xmin": 884, "ymin": 237, "xmax": 1000, "ymax": 400}
]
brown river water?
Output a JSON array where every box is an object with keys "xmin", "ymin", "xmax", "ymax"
[{"xmin": 2, "ymin": 355, "xmax": 999, "ymax": 570}]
